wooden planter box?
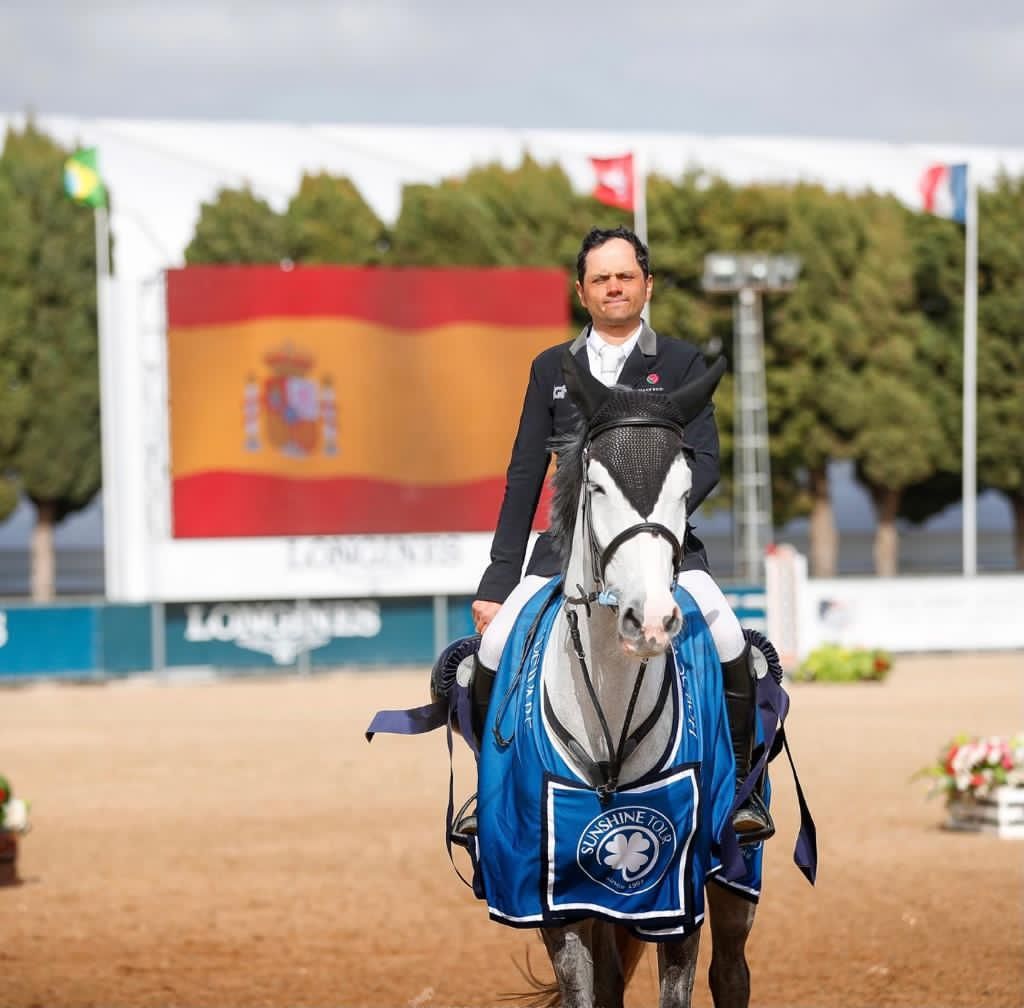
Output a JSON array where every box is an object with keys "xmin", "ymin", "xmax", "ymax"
[
  {"xmin": 945, "ymin": 787, "xmax": 1024, "ymax": 839},
  {"xmin": 0, "ymin": 830, "xmax": 19, "ymax": 886}
]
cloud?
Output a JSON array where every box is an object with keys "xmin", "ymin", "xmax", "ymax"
[{"xmin": 0, "ymin": 1, "xmax": 1022, "ymax": 144}]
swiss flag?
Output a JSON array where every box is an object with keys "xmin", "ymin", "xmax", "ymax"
[{"xmin": 589, "ymin": 153, "xmax": 634, "ymax": 211}]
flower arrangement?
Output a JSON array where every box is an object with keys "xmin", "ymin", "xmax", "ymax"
[
  {"xmin": 0, "ymin": 776, "xmax": 30, "ymax": 834},
  {"xmin": 915, "ymin": 733, "xmax": 1024, "ymax": 801},
  {"xmin": 792, "ymin": 643, "xmax": 892, "ymax": 683}
]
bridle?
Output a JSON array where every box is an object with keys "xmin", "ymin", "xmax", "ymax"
[
  {"xmin": 566, "ymin": 414, "xmax": 689, "ymax": 611},
  {"xmin": 550, "ymin": 413, "xmax": 690, "ymax": 802}
]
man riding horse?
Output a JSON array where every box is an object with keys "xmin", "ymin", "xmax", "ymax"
[{"xmin": 464, "ymin": 225, "xmax": 773, "ymax": 844}]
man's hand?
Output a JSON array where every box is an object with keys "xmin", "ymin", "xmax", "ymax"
[{"xmin": 471, "ymin": 599, "xmax": 501, "ymax": 635}]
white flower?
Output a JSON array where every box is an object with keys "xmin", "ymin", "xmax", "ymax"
[
  {"xmin": 1, "ymin": 798, "xmax": 29, "ymax": 833},
  {"xmin": 603, "ymin": 831, "xmax": 652, "ymax": 876}
]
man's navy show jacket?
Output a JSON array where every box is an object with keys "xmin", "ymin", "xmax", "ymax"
[{"xmin": 476, "ymin": 322, "xmax": 721, "ymax": 604}]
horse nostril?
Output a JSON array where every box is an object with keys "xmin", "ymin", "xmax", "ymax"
[
  {"xmin": 622, "ymin": 607, "xmax": 642, "ymax": 634},
  {"xmin": 663, "ymin": 607, "xmax": 681, "ymax": 633}
]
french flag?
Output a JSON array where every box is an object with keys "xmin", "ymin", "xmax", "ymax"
[{"xmin": 919, "ymin": 163, "xmax": 968, "ymax": 223}]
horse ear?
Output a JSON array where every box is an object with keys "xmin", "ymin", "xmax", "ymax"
[
  {"xmin": 669, "ymin": 356, "xmax": 728, "ymax": 425},
  {"xmin": 561, "ymin": 347, "xmax": 609, "ymax": 421}
]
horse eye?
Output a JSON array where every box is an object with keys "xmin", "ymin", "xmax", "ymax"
[{"xmin": 587, "ymin": 482, "xmax": 605, "ymax": 495}]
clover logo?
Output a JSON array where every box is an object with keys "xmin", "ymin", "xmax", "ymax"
[
  {"xmin": 577, "ymin": 806, "xmax": 676, "ymax": 895},
  {"xmin": 602, "ymin": 830, "xmax": 655, "ymax": 881}
]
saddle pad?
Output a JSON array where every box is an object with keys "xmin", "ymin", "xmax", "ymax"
[{"xmin": 478, "ymin": 579, "xmax": 764, "ymax": 939}]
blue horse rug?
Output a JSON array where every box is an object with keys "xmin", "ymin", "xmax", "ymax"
[
  {"xmin": 365, "ymin": 579, "xmax": 816, "ymax": 940},
  {"xmin": 477, "ymin": 578, "xmax": 768, "ymax": 940}
]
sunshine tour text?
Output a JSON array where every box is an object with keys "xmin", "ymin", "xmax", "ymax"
[{"xmin": 580, "ymin": 809, "xmax": 673, "ymax": 856}]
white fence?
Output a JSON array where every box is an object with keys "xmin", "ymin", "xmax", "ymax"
[{"xmin": 766, "ymin": 545, "xmax": 1024, "ymax": 661}]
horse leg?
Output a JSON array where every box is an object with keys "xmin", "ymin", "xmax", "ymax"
[
  {"xmin": 542, "ymin": 921, "xmax": 597, "ymax": 1008},
  {"xmin": 706, "ymin": 883, "xmax": 756, "ymax": 1008},
  {"xmin": 656, "ymin": 931, "xmax": 701, "ymax": 1008},
  {"xmin": 588, "ymin": 923, "xmax": 639, "ymax": 1008}
]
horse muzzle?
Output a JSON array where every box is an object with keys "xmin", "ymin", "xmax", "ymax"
[{"xmin": 618, "ymin": 601, "xmax": 683, "ymax": 657}]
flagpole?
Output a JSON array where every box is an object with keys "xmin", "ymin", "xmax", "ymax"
[
  {"xmin": 962, "ymin": 168, "xmax": 978, "ymax": 577},
  {"xmin": 633, "ymin": 149, "xmax": 649, "ymax": 323},
  {"xmin": 93, "ymin": 203, "xmax": 120, "ymax": 598}
]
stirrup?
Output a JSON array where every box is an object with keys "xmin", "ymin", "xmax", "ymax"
[
  {"xmin": 450, "ymin": 793, "xmax": 478, "ymax": 850},
  {"xmin": 732, "ymin": 789, "xmax": 775, "ymax": 846}
]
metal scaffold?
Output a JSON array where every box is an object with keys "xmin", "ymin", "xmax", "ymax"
[{"xmin": 703, "ymin": 254, "xmax": 800, "ymax": 584}]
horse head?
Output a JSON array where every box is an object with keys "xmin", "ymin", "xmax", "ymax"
[{"xmin": 553, "ymin": 350, "xmax": 727, "ymax": 658}]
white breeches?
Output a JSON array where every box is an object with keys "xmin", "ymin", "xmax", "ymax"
[
  {"xmin": 478, "ymin": 570, "xmax": 746, "ymax": 672},
  {"xmin": 478, "ymin": 575, "xmax": 553, "ymax": 670}
]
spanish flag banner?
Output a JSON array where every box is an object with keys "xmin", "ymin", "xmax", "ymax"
[{"xmin": 166, "ymin": 266, "xmax": 568, "ymax": 538}]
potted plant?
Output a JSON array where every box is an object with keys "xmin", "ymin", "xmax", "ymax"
[
  {"xmin": 792, "ymin": 643, "xmax": 892, "ymax": 683},
  {"xmin": 915, "ymin": 734, "xmax": 1024, "ymax": 839}
]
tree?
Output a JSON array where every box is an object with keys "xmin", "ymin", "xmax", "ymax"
[
  {"xmin": 976, "ymin": 174, "xmax": 1024, "ymax": 567},
  {"xmin": 0, "ymin": 165, "xmax": 32, "ymax": 521},
  {"xmin": 388, "ymin": 180, "xmax": 507, "ymax": 266},
  {"xmin": 388, "ymin": 155, "xmax": 602, "ymax": 321},
  {"xmin": 184, "ymin": 187, "xmax": 288, "ymax": 264},
  {"xmin": 763, "ymin": 185, "xmax": 881, "ymax": 575},
  {"xmin": 0, "ymin": 122, "xmax": 105, "ymax": 600},
  {"xmin": 844, "ymin": 194, "xmax": 956, "ymax": 575},
  {"xmin": 645, "ymin": 173, "xmax": 757, "ymax": 527},
  {"xmin": 894, "ymin": 204, "xmax": 967, "ymax": 532},
  {"xmin": 284, "ymin": 172, "xmax": 388, "ymax": 264}
]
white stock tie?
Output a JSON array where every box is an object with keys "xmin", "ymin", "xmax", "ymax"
[{"xmin": 598, "ymin": 344, "xmax": 624, "ymax": 386}]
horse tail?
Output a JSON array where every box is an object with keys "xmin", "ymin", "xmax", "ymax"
[{"xmin": 505, "ymin": 941, "xmax": 560, "ymax": 1008}]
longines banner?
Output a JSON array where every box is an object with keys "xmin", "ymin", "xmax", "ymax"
[
  {"xmin": 171, "ymin": 599, "xmax": 384, "ymax": 666},
  {"xmin": 164, "ymin": 266, "xmax": 567, "ymax": 539}
]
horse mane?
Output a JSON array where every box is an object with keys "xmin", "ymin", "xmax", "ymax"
[
  {"xmin": 548, "ymin": 387, "xmax": 690, "ymax": 565},
  {"xmin": 547, "ymin": 418, "xmax": 588, "ymax": 566}
]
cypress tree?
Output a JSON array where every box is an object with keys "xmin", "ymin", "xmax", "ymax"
[{"xmin": 0, "ymin": 122, "xmax": 104, "ymax": 599}]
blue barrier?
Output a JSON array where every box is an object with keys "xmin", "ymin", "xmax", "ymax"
[
  {"xmin": 0, "ymin": 603, "xmax": 151, "ymax": 679},
  {"xmin": 0, "ymin": 589, "xmax": 765, "ymax": 680}
]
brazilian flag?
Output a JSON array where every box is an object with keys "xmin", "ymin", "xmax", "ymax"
[{"xmin": 63, "ymin": 147, "xmax": 107, "ymax": 208}]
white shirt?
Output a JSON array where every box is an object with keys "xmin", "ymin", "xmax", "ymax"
[{"xmin": 586, "ymin": 325, "xmax": 642, "ymax": 387}]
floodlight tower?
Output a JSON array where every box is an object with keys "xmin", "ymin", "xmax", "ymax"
[{"xmin": 702, "ymin": 253, "xmax": 800, "ymax": 584}]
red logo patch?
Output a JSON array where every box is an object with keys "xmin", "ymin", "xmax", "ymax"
[{"xmin": 647, "ymin": 373, "xmax": 659, "ymax": 384}]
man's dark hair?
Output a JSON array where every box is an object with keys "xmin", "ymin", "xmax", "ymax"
[{"xmin": 575, "ymin": 226, "xmax": 650, "ymax": 283}]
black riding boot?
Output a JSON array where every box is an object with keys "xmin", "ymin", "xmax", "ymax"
[
  {"xmin": 451, "ymin": 655, "xmax": 497, "ymax": 843},
  {"xmin": 470, "ymin": 654, "xmax": 498, "ymax": 745},
  {"xmin": 722, "ymin": 643, "xmax": 775, "ymax": 845}
]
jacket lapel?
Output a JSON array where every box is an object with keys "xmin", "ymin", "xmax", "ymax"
[{"xmin": 619, "ymin": 321, "xmax": 658, "ymax": 388}]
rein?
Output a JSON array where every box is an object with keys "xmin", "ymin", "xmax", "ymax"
[{"xmin": 544, "ymin": 606, "xmax": 674, "ymax": 802}]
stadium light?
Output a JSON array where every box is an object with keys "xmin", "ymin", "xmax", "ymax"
[{"xmin": 702, "ymin": 252, "xmax": 801, "ymax": 583}]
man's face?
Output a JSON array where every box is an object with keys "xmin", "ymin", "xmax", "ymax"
[{"xmin": 576, "ymin": 237, "xmax": 653, "ymax": 333}]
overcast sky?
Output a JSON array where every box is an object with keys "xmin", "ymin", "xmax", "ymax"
[{"xmin": 2, "ymin": 1, "xmax": 1022, "ymax": 146}]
